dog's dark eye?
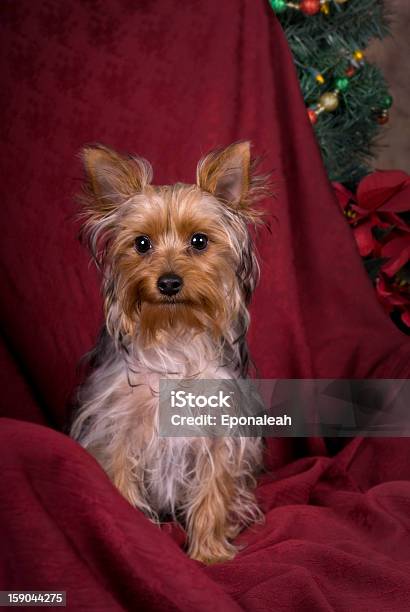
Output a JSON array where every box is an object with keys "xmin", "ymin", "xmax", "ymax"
[
  {"xmin": 190, "ymin": 233, "xmax": 208, "ymax": 251},
  {"xmin": 134, "ymin": 235, "xmax": 152, "ymax": 254}
]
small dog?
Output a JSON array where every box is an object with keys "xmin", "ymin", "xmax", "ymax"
[{"xmin": 71, "ymin": 141, "xmax": 268, "ymax": 563}]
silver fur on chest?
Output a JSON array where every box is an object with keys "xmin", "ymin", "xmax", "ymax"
[{"xmin": 71, "ymin": 331, "xmax": 263, "ymax": 522}]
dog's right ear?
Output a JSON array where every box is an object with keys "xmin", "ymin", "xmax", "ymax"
[{"xmin": 80, "ymin": 144, "xmax": 153, "ymax": 215}]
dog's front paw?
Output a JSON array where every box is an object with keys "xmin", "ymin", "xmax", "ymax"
[{"xmin": 188, "ymin": 539, "xmax": 237, "ymax": 565}]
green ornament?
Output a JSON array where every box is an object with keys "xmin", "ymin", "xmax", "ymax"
[
  {"xmin": 269, "ymin": 0, "xmax": 287, "ymax": 12},
  {"xmin": 380, "ymin": 94, "xmax": 393, "ymax": 110},
  {"xmin": 335, "ymin": 77, "xmax": 349, "ymax": 92}
]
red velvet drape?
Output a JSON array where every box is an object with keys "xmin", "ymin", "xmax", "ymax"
[{"xmin": 1, "ymin": 0, "xmax": 408, "ymax": 427}]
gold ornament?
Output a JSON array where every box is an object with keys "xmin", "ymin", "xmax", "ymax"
[
  {"xmin": 353, "ymin": 50, "xmax": 364, "ymax": 61},
  {"xmin": 316, "ymin": 73, "xmax": 325, "ymax": 85},
  {"xmin": 319, "ymin": 91, "xmax": 339, "ymax": 112},
  {"xmin": 320, "ymin": 2, "xmax": 330, "ymax": 15}
]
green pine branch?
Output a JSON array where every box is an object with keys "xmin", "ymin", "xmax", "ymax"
[{"xmin": 274, "ymin": 0, "xmax": 392, "ymax": 185}]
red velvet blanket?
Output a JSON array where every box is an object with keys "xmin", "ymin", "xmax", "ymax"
[
  {"xmin": 1, "ymin": 1, "xmax": 409, "ymax": 609},
  {"xmin": 2, "ymin": 419, "xmax": 410, "ymax": 611}
]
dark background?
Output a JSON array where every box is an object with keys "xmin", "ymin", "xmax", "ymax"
[{"xmin": 368, "ymin": 0, "xmax": 410, "ymax": 171}]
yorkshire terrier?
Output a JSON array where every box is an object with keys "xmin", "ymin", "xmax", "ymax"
[{"xmin": 70, "ymin": 141, "xmax": 269, "ymax": 564}]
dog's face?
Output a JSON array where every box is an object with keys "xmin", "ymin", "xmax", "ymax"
[{"xmin": 80, "ymin": 142, "xmax": 266, "ymax": 345}]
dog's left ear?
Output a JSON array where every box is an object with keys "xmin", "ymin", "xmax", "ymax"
[
  {"xmin": 196, "ymin": 141, "xmax": 268, "ymax": 218},
  {"xmin": 78, "ymin": 144, "xmax": 154, "ymax": 264},
  {"xmin": 80, "ymin": 144, "xmax": 153, "ymax": 215}
]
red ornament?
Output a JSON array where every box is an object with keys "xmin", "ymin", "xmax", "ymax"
[
  {"xmin": 307, "ymin": 108, "xmax": 318, "ymax": 124},
  {"xmin": 345, "ymin": 65, "xmax": 356, "ymax": 78},
  {"xmin": 300, "ymin": 0, "xmax": 320, "ymax": 15},
  {"xmin": 376, "ymin": 111, "xmax": 389, "ymax": 125}
]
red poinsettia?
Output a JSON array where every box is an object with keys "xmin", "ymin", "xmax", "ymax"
[
  {"xmin": 376, "ymin": 275, "xmax": 410, "ymax": 328},
  {"xmin": 333, "ymin": 170, "xmax": 410, "ymax": 330}
]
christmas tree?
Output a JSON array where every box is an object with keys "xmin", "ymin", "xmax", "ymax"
[
  {"xmin": 269, "ymin": 0, "xmax": 409, "ymax": 332},
  {"xmin": 269, "ymin": 0, "xmax": 393, "ymax": 187}
]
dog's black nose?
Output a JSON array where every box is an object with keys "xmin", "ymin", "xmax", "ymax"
[{"xmin": 157, "ymin": 273, "xmax": 183, "ymax": 296}]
